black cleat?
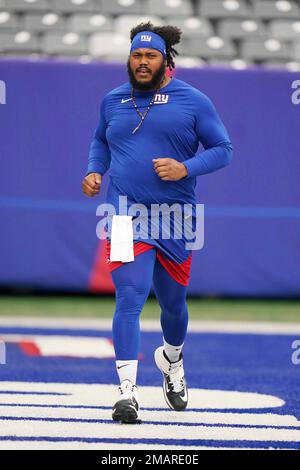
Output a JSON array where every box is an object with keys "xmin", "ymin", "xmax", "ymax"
[
  {"xmin": 112, "ymin": 380, "xmax": 141, "ymax": 424},
  {"xmin": 154, "ymin": 346, "xmax": 188, "ymax": 411}
]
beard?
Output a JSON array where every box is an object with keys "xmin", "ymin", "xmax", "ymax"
[{"xmin": 127, "ymin": 58, "xmax": 166, "ymax": 91}]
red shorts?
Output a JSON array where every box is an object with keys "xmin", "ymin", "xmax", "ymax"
[{"xmin": 105, "ymin": 240, "xmax": 192, "ymax": 286}]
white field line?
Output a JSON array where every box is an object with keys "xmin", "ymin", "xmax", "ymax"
[
  {"xmin": 0, "ymin": 406, "xmax": 299, "ymax": 428},
  {"xmin": 0, "ymin": 317, "xmax": 300, "ymax": 335},
  {"xmin": 0, "ymin": 383, "xmax": 297, "ymax": 449},
  {"xmin": 0, "ymin": 382, "xmax": 285, "ymax": 410},
  {"xmin": 0, "ymin": 442, "xmax": 273, "ymax": 450},
  {"xmin": 0, "ymin": 419, "xmax": 300, "ymax": 442}
]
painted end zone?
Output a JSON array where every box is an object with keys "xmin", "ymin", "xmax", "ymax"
[{"xmin": 0, "ymin": 321, "xmax": 300, "ymax": 449}]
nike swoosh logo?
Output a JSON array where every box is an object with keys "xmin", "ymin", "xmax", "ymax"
[
  {"xmin": 128, "ymin": 404, "xmax": 137, "ymax": 411},
  {"xmin": 117, "ymin": 364, "xmax": 130, "ymax": 369},
  {"xmin": 166, "ymin": 388, "xmax": 188, "ymax": 401},
  {"xmin": 121, "ymin": 98, "xmax": 132, "ymax": 103},
  {"xmin": 165, "ymin": 384, "xmax": 188, "ymax": 401},
  {"xmin": 181, "ymin": 390, "xmax": 188, "ymax": 402}
]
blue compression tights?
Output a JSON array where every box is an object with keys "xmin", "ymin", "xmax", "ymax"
[{"xmin": 111, "ymin": 249, "xmax": 189, "ymax": 360}]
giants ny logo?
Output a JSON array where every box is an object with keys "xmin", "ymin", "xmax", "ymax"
[
  {"xmin": 154, "ymin": 94, "xmax": 169, "ymax": 104},
  {"xmin": 141, "ymin": 35, "xmax": 152, "ymax": 42},
  {"xmin": 0, "ymin": 80, "xmax": 6, "ymax": 104}
]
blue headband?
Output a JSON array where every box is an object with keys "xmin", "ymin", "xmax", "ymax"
[{"xmin": 130, "ymin": 31, "xmax": 167, "ymax": 59}]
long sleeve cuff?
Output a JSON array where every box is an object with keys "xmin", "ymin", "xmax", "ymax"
[
  {"xmin": 86, "ymin": 160, "xmax": 108, "ymax": 176},
  {"xmin": 183, "ymin": 142, "xmax": 233, "ymax": 178}
]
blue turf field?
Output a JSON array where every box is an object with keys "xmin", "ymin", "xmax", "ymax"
[{"xmin": 0, "ymin": 325, "xmax": 300, "ymax": 449}]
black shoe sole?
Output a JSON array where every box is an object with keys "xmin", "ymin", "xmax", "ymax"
[{"xmin": 112, "ymin": 400, "xmax": 141, "ymax": 424}]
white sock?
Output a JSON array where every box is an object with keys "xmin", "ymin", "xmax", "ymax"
[
  {"xmin": 163, "ymin": 339, "xmax": 183, "ymax": 363},
  {"xmin": 116, "ymin": 360, "xmax": 138, "ymax": 385}
]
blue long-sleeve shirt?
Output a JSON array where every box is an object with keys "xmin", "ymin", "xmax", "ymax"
[
  {"xmin": 88, "ymin": 77, "xmax": 232, "ymax": 204},
  {"xmin": 87, "ymin": 77, "xmax": 233, "ymax": 261}
]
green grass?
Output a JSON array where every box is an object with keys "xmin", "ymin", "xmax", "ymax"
[{"xmin": 0, "ymin": 296, "xmax": 299, "ymax": 322}]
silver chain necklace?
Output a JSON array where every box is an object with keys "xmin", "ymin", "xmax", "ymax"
[{"xmin": 131, "ymin": 77, "xmax": 166, "ymax": 134}]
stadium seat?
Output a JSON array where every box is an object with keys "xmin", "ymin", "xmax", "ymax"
[
  {"xmin": 207, "ymin": 58, "xmax": 233, "ymax": 68},
  {"xmin": 175, "ymin": 38, "xmax": 195, "ymax": 56},
  {"xmin": 97, "ymin": 0, "xmax": 143, "ymax": 16},
  {"xmin": 253, "ymin": 1, "xmax": 300, "ymax": 19},
  {"xmin": 97, "ymin": 54, "xmax": 131, "ymax": 63},
  {"xmin": 0, "ymin": 12, "xmax": 22, "ymax": 32},
  {"xmin": 51, "ymin": 0, "xmax": 95, "ymax": 13},
  {"xmin": 23, "ymin": 13, "xmax": 65, "ymax": 32},
  {"xmin": 144, "ymin": 0, "xmax": 194, "ymax": 18},
  {"xmin": 180, "ymin": 36, "xmax": 236, "ymax": 59},
  {"xmin": 113, "ymin": 15, "xmax": 165, "ymax": 35},
  {"xmin": 218, "ymin": 19, "xmax": 266, "ymax": 39},
  {"xmin": 89, "ymin": 32, "xmax": 130, "ymax": 58},
  {"xmin": 0, "ymin": 31, "xmax": 40, "ymax": 52},
  {"xmin": 293, "ymin": 41, "xmax": 300, "ymax": 61},
  {"xmin": 0, "ymin": 32, "xmax": 16, "ymax": 51},
  {"xmin": 198, "ymin": 0, "xmax": 252, "ymax": 19},
  {"xmin": 1, "ymin": 0, "xmax": 299, "ymax": 66},
  {"xmin": 42, "ymin": 32, "xmax": 88, "ymax": 55},
  {"xmin": 3, "ymin": 0, "xmax": 51, "ymax": 12},
  {"xmin": 269, "ymin": 20, "xmax": 300, "ymax": 40},
  {"xmin": 262, "ymin": 60, "xmax": 294, "ymax": 70},
  {"xmin": 164, "ymin": 16, "xmax": 213, "ymax": 38},
  {"xmin": 67, "ymin": 13, "xmax": 113, "ymax": 33},
  {"xmin": 241, "ymin": 38, "xmax": 292, "ymax": 61},
  {"xmin": 175, "ymin": 55, "xmax": 206, "ymax": 67},
  {"xmin": 209, "ymin": 57, "xmax": 253, "ymax": 69}
]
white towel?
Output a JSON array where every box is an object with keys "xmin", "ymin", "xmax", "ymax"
[{"xmin": 110, "ymin": 215, "xmax": 134, "ymax": 262}]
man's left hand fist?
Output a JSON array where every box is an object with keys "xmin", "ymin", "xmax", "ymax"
[{"xmin": 153, "ymin": 158, "xmax": 188, "ymax": 181}]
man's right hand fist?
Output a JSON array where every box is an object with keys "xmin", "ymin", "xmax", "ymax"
[{"xmin": 82, "ymin": 172, "xmax": 102, "ymax": 197}]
